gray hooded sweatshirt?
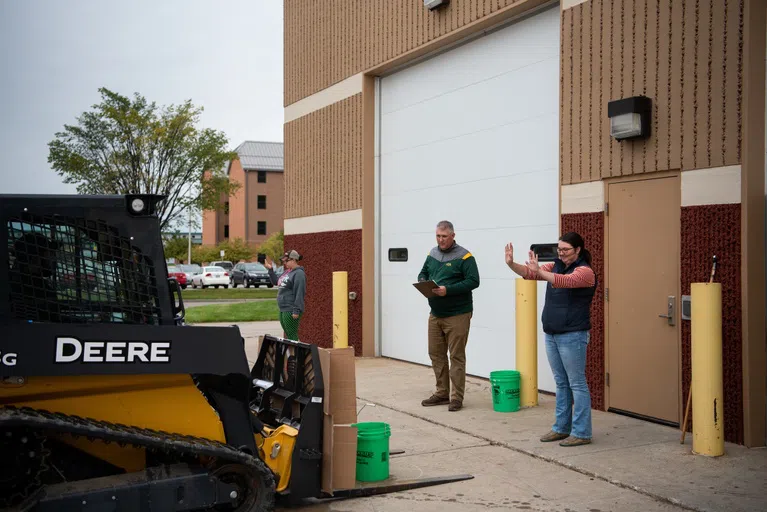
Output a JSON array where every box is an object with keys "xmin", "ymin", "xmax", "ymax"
[{"xmin": 268, "ymin": 266, "xmax": 306, "ymax": 315}]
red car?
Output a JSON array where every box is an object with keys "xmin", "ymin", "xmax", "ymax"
[{"xmin": 167, "ymin": 265, "xmax": 188, "ymax": 289}]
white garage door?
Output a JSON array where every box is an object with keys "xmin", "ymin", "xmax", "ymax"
[{"xmin": 379, "ymin": 5, "xmax": 561, "ymax": 392}]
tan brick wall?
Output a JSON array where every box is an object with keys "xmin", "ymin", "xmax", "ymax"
[
  {"xmin": 561, "ymin": 0, "xmax": 744, "ymax": 184},
  {"xmin": 284, "ymin": 0, "xmax": 548, "ymax": 106},
  {"xmin": 284, "ymin": 94, "xmax": 363, "ymax": 219},
  {"xmin": 246, "ymin": 170, "xmax": 285, "ymax": 244}
]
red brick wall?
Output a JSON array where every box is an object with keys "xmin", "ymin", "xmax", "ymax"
[
  {"xmin": 283, "ymin": 229, "xmax": 363, "ymax": 355},
  {"xmin": 561, "ymin": 212, "xmax": 606, "ymax": 411},
  {"xmin": 680, "ymin": 204, "xmax": 743, "ymax": 444}
]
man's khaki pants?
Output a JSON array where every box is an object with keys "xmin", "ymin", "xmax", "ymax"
[{"xmin": 428, "ymin": 311, "xmax": 472, "ymax": 403}]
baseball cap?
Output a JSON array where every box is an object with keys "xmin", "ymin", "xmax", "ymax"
[{"xmin": 286, "ymin": 250, "xmax": 302, "ymax": 261}]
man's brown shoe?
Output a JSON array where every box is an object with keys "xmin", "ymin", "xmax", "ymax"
[
  {"xmin": 421, "ymin": 395, "xmax": 450, "ymax": 407},
  {"xmin": 448, "ymin": 400, "xmax": 462, "ymax": 412},
  {"xmin": 539, "ymin": 430, "xmax": 570, "ymax": 442}
]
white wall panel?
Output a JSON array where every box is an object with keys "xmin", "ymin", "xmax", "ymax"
[{"xmin": 379, "ymin": 5, "xmax": 561, "ymax": 394}]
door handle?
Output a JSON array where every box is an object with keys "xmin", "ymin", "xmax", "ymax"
[{"xmin": 658, "ymin": 296, "xmax": 676, "ymax": 326}]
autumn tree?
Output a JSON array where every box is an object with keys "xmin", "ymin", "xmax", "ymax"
[{"xmin": 48, "ymin": 87, "xmax": 239, "ymax": 230}]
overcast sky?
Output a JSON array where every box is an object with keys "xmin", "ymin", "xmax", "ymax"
[{"xmin": 0, "ymin": 0, "xmax": 284, "ymax": 201}]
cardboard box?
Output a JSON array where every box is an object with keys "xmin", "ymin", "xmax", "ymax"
[{"xmin": 318, "ymin": 346, "xmax": 358, "ymax": 494}]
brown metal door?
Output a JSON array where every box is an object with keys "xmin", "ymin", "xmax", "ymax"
[{"xmin": 606, "ymin": 175, "xmax": 680, "ymax": 424}]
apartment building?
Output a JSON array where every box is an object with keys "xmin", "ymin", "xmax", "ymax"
[{"xmin": 202, "ymin": 140, "xmax": 284, "ymax": 246}]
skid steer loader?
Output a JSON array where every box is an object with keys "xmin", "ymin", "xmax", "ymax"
[{"xmin": 0, "ymin": 193, "xmax": 471, "ymax": 511}]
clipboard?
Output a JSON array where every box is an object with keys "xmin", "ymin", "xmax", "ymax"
[{"xmin": 413, "ymin": 280, "xmax": 439, "ymax": 298}]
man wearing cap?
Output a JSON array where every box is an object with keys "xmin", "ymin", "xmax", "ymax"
[{"xmin": 265, "ymin": 250, "xmax": 306, "ymax": 340}]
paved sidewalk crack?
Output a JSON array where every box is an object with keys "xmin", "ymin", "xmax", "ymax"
[
  {"xmin": 392, "ymin": 442, "xmax": 491, "ymax": 460},
  {"xmin": 358, "ymin": 396, "xmax": 697, "ymax": 512}
]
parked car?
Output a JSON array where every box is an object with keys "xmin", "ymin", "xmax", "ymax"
[
  {"xmin": 179, "ymin": 264, "xmax": 200, "ymax": 284},
  {"xmin": 166, "ymin": 265, "xmax": 188, "ymax": 289},
  {"xmin": 211, "ymin": 260, "xmax": 233, "ymax": 273},
  {"xmin": 231, "ymin": 262, "xmax": 272, "ymax": 288},
  {"xmin": 191, "ymin": 266, "xmax": 230, "ymax": 288}
]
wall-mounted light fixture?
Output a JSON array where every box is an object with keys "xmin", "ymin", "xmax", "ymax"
[
  {"xmin": 607, "ymin": 95, "xmax": 651, "ymax": 141},
  {"xmin": 424, "ymin": 0, "xmax": 449, "ymax": 11}
]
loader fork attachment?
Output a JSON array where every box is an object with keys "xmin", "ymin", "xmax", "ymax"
[{"xmin": 250, "ymin": 335, "xmax": 325, "ymax": 501}]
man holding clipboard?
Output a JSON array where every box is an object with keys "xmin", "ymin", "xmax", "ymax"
[{"xmin": 414, "ymin": 220, "xmax": 480, "ymax": 412}]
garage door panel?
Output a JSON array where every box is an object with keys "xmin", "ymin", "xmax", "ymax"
[
  {"xmin": 382, "ymin": 61, "xmax": 559, "ymax": 155},
  {"xmin": 379, "ymin": 5, "xmax": 560, "ymax": 389},
  {"xmin": 380, "ymin": 115, "xmax": 559, "ymax": 197},
  {"xmin": 381, "ymin": 170, "xmax": 558, "ymax": 236},
  {"xmin": 381, "ymin": 7, "xmax": 560, "ymax": 115},
  {"xmin": 382, "ymin": 53, "xmax": 556, "ymax": 116}
]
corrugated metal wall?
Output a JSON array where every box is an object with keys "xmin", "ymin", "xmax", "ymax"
[
  {"xmin": 283, "ymin": 0, "xmax": 536, "ymax": 106},
  {"xmin": 561, "ymin": 0, "xmax": 744, "ymax": 184},
  {"xmin": 284, "ymin": 94, "xmax": 363, "ymax": 219}
]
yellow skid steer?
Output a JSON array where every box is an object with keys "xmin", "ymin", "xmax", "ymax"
[{"xmin": 0, "ymin": 193, "xmax": 471, "ymax": 511}]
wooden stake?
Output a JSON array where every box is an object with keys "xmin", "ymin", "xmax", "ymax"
[{"xmin": 680, "ymin": 384, "xmax": 693, "ymax": 443}]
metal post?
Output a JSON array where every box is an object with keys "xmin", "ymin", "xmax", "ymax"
[
  {"xmin": 515, "ymin": 278, "xmax": 538, "ymax": 407},
  {"xmin": 333, "ymin": 271, "xmax": 349, "ymax": 348},
  {"xmin": 187, "ymin": 207, "xmax": 192, "ymax": 264},
  {"xmin": 691, "ymin": 282, "xmax": 725, "ymax": 456}
]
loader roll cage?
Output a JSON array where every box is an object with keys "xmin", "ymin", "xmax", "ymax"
[{"xmin": 0, "ymin": 194, "xmax": 175, "ymax": 326}]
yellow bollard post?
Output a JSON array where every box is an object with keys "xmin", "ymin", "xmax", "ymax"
[
  {"xmin": 515, "ymin": 278, "xmax": 538, "ymax": 407},
  {"xmin": 691, "ymin": 282, "xmax": 725, "ymax": 457},
  {"xmin": 332, "ymin": 271, "xmax": 348, "ymax": 349}
]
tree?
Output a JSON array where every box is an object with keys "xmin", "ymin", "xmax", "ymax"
[
  {"xmin": 163, "ymin": 233, "xmax": 191, "ymax": 262},
  {"xmin": 192, "ymin": 244, "xmax": 219, "ymax": 265},
  {"xmin": 48, "ymin": 87, "xmax": 239, "ymax": 230},
  {"xmin": 192, "ymin": 238, "xmax": 255, "ymax": 265},
  {"xmin": 214, "ymin": 238, "xmax": 256, "ymax": 262},
  {"xmin": 258, "ymin": 231, "xmax": 284, "ymax": 261}
]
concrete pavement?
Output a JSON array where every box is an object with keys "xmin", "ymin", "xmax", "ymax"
[
  {"xmin": 188, "ymin": 321, "xmax": 767, "ymax": 511},
  {"xmin": 349, "ymin": 358, "xmax": 767, "ymax": 512},
  {"xmin": 287, "ymin": 401, "xmax": 687, "ymax": 512}
]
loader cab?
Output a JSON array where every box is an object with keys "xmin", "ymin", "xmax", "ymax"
[{"xmin": 0, "ymin": 194, "xmax": 179, "ymax": 326}]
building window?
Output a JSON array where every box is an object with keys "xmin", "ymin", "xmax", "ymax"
[
  {"xmin": 258, "ymin": 195, "xmax": 266, "ymax": 209},
  {"xmin": 257, "ymin": 221, "xmax": 266, "ymax": 235},
  {"xmin": 257, "ymin": 171, "xmax": 266, "ymax": 183},
  {"xmin": 224, "ymin": 225, "xmax": 229, "ymax": 238},
  {"xmin": 224, "ymin": 201, "xmax": 230, "ymax": 215}
]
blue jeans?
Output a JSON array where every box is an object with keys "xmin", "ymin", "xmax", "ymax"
[{"xmin": 545, "ymin": 330, "xmax": 592, "ymax": 439}]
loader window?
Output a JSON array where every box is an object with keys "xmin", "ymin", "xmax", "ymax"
[{"xmin": 6, "ymin": 213, "xmax": 162, "ymax": 324}]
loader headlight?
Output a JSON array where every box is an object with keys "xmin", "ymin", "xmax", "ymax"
[
  {"xmin": 130, "ymin": 198, "xmax": 146, "ymax": 213},
  {"xmin": 125, "ymin": 194, "xmax": 164, "ymax": 217}
]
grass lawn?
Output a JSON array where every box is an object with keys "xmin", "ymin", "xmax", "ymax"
[
  {"xmin": 182, "ymin": 287, "xmax": 278, "ymax": 300},
  {"xmin": 185, "ymin": 301, "xmax": 280, "ymax": 323}
]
